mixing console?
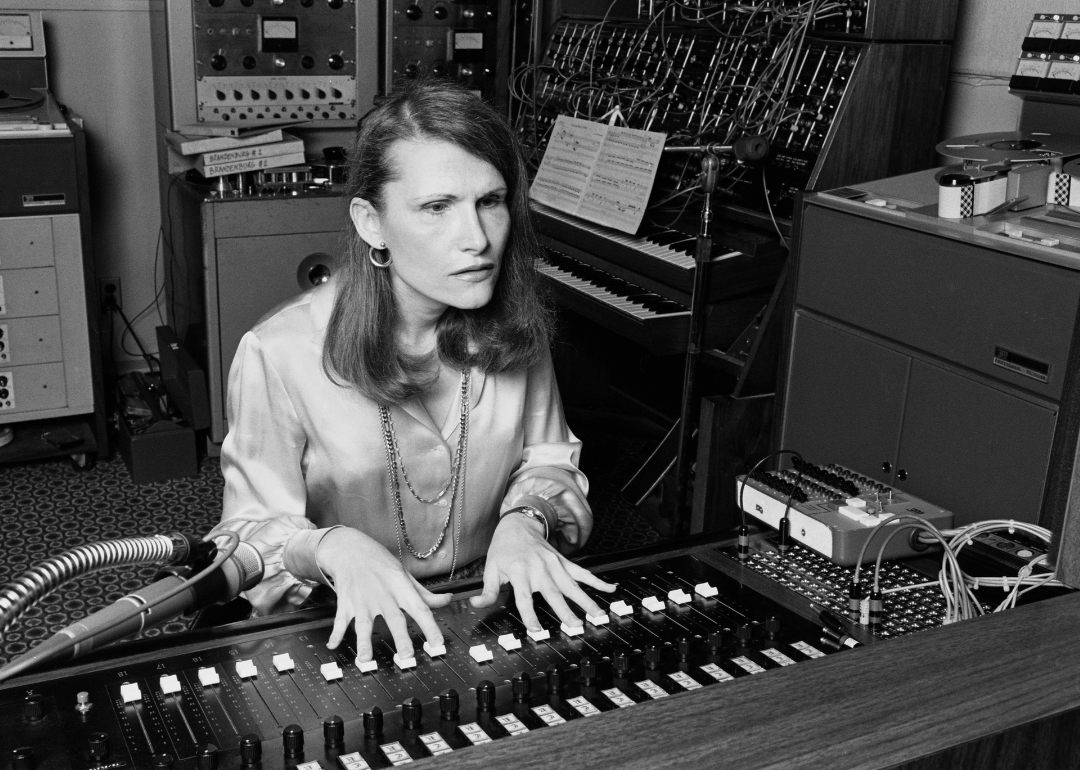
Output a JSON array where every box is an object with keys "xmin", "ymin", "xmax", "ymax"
[{"xmin": 0, "ymin": 552, "xmax": 844, "ymax": 770}]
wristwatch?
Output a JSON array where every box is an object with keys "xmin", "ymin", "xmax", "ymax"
[{"xmin": 501, "ymin": 505, "xmax": 551, "ymax": 541}]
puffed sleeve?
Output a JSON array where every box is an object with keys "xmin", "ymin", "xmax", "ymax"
[
  {"xmin": 214, "ymin": 332, "xmax": 338, "ymax": 615},
  {"xmin": 501, "ymin": 351, "xmax": 593, "ymax": 551}
]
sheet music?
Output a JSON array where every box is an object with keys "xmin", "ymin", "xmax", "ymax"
[{"xmin": 529, "ymin": 115, "xmax": 666, "ymax": 234}]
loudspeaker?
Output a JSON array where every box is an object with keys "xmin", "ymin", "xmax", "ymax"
[{"xmin": 164, "ymin": 185, "xmax": 348, "ymax": 444}]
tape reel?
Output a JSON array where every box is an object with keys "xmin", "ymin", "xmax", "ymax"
[
  {"xmin": 937, "ymin": 131, "xmax": 1080, "ymax": 165},
  {"xmin": 0, "ymin": 85, "xmax": 44, "ymax": 112}
]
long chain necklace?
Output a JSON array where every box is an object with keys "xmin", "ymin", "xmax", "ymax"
[{"xmin": 379, "ymin": 370, "xmax": 470, "ymax": 565}]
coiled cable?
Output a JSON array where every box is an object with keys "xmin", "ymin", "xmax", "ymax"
[{"xmin": 0, "ymin": 534, "xmax": 185, "ymax": 635}]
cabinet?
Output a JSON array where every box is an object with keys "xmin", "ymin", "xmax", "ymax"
[
  {"xmin": 0, "ymin": 122, "xmax": 107, "ymax": 464},
  {"xmin": 165, "ymin": 183, "xmax": 348, "ymax": 445},
  {"xmin": 780, "ymin": 180, "xmax": 1080, "ymax": 526}
]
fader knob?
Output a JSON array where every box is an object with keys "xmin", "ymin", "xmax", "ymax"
[
  {"xmin": 11, "ymin": 746, "xmax": 33, "ymax": 770},
  {"xmin": 363, "ymin": 707, "xmax": 383, "ymax": 737},
  {"xmin": 239, "ymin": 735, "xmax": 262, "ymax": 766},
  {"xmin": 323, "ymin": 716, "xmax": 344, "ymax": 747},
  {"xmin": 476, "ymin": 680, "xmax": 496, "ymax": 711},
  {"xmin": 645, "ymin": 644, "xmax": 663, "ymax": 670},
  {"xmin": 512, "ymin": 672, "xmax": 531, "ymax": 702},
  {"xmin": 88, "ymin": 733, "xmax": 110, "ymax": 761},
  {"xmin": 401, "ymin": 698, "xmax": 423, "ymax": 729},
  {"xmin": 439, "ymin": 689, "xmax": 460, "ymax": 719},
  {"xmin": 196, "ymin": 744, "xmax": 219, "ymax": 770},
  {"xmin": 546, "ymin": 665, "xmax": 565, "ymax": 696},
  {"xmin": 282, "ymin": 725, "xmax": 303, "ymax": 757},
  {"xmin": 152, "ymin": 754, "xmax": 174, "ymax": 770},
  {"xmin": 23, "ymin": 694, "xmax": 44, "ymax": 722}
]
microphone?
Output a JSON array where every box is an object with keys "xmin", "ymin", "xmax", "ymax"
[{"xmin": 16, "ymin": 541, "xmax": 263, "ymax": 669}]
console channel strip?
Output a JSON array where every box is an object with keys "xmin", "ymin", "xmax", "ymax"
[{"xmin": 0, "ymin": 553, "xmax": 846, "ymax": 770}]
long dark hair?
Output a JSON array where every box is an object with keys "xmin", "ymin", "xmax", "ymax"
[{"xmin": 323, "ymin": 78, "xmax": 552, "ymax": 405}]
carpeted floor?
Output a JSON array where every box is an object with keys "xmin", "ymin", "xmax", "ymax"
[{"xmin": 0, "ymin": 435, "xmax": 661, "ymax": 667}]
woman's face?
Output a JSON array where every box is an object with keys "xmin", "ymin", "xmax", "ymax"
[{"xmin": 350, "ymin": 138, "xmax": 510, "ymax": 320}]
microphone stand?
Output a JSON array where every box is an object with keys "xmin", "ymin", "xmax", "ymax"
[
  {"xmin": 664, "ymin": 136, "xmax": 769, "ymax": 534},
  {"xmin": 670, "ymin": 150, "xmax": 720, "ymax": 535}
]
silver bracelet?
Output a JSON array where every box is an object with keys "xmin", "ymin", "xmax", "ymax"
[{"xmin": 502, "ymin": 506, "xmax": 550, "ymax": 541}]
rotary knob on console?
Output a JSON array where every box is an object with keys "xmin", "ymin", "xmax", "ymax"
[
  {"xmin": 512, "ymin": 672, "xmax": 531, "ymax": 702},
  {"xmin": 737, "ymin": 623, "xmax": 755, "ymax": 647},
  {"xmin": 475, "ymin": 680, "xmax": 496, "ymax": 712},
  {"xmin": 766, "ymin": 615, "xmax": 781, "ymax": 640},
  {"xmin": 401, "ymin": 698, "xmax": 423, "ymax": 729},
  {"xmin": 23, "ymin": 694, "xmax": 44, "ymax": 722},
  {"xmin": 152, "ymin": 754, "xmax": 174, "ymax": 770},
  {"xmin": 439, "ymin": 689, "xmax": 459, "ymax": 719},
  {"xmin": 87, "ymin": 733, "xmax": 110, "ymax": 762},
  {"xmin": 239, "ymin": 735, "xmax": 262, "ymax": 767},
  {"xmin": 546, "ymin": 665, "xmax": 565, "ymax": 697},
  {"xmin": 363, "ymin": 707, "xmax": 383, "ymax": 738},
  {"xmin": 579, "ymin": 656, "xmax": 597, "ymax": 685},
  {"xmin": 11, "ymin": 746, "xmax": 34, "ymax": 770},
  {"xmin": 612, "ymin": 648, "xmax": 630, "ymax": 676},
  {"xmin": 676, "ymin": 636, "xmax": 693, "ymax": 660},
  {"xmin": 196, "ymin": 744, "xmax": 219, "ymax": 770},
  {"xmin": 707, "ymin": 630, "xmax": 725, "ymax": 653},
  {"xmin": 282, "ymin": 724, "xmax": 304, "ymax": 757},
  {"xmin": 323, "ymin": 716, "xmax": 344, "ymax": 747},
  {"xmin": 645, "ymin": 644, "xmax": 663, "ymax": 670}
]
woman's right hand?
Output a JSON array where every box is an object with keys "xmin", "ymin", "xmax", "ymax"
[{"xmin": 317, "ymin": 527, "xmax": 452, "ymax": 665}]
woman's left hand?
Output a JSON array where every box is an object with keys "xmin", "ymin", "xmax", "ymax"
[{"xmin": 470, "ymin": 513, "xmax": 617, "ymax": 631}]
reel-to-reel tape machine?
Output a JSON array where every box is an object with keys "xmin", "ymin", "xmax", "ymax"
[{"xmin": 933, "ymin": 131, "xmax": 1080, "ymax": 218}]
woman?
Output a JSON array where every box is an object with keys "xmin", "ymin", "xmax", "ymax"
[{"xmin": 215, "ymin": 78, "xmax": 615, "ymax": 667}]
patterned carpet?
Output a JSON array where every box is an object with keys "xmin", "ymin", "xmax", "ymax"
[{"xmin": 0, "ymin": 440, "xmax": 660, "ymax": 667}]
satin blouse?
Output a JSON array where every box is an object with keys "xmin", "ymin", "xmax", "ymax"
[{"xmin": 215, "ymin": 281, "xmax": 591, "ymax": 615}]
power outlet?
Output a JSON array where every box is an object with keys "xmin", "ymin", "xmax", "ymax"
[{"xmin": 99, "ymin": 277, "xmax": 122, "ymax": 311}]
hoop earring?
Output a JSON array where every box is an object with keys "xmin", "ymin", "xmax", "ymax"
[{"xmin": 368, "ymin": 243, "xmax": 392, "ymax": 268}]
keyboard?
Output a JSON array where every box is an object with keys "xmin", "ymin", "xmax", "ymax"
[{"xmin": 531, "ymin": 201, "xmax": 784, "ymax": 304}]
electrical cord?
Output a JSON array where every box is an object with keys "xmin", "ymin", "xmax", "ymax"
[{"xmin": 0, "ymin": 532, "xmax": 239, "ymax": 685}]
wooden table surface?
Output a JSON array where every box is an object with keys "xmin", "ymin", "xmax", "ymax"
[{"xmin": 428, "ymin": 590, "xmax": 1080, "ymax": 770}]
